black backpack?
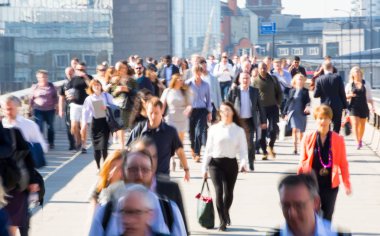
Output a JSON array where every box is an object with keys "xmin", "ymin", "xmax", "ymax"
[{"xmin": 0, "ymin": 125, "xmax": 21, "ymax": 191}]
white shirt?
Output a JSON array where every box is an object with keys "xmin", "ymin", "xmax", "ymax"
[
  {"xmin": 2, "ymin": 115, "xmax": 48, "ymax": 153},
  {"xmin": 213, "ymin": 62, "xmax": 234, "ymax": 82},
  {"xmin": 202, "ymin": 122, "xmax": 248, "ymax": 174},
  {"xmin": 280, "ymin": 213, "xmax": 337, "ymax": 236},
  {"xmin": 240, "ymin": 87, "xmax": 252, "ymax": 119},
  {"xmin": 81, "ymin": 92, "xmax": 114, "ymax": 126}
]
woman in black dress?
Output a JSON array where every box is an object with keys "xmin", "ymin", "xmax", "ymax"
[
  {"xmin": 82, "ymin": 79, "xmax": 114, "ymax": 169},
  {"xmin": 345, "ymin": 66, "xmax": 375, "ymax": 149}
]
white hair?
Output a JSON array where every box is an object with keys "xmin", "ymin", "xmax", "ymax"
[{"xmin": 117, "ymin": 184, "xmax": 155, "ymax": 211}]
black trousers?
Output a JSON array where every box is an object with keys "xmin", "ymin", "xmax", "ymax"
[
  {"xmin": 189, "ymin": 108, "xmax": 208, "ymax": 155},
  {"xmin": 209, "ymin": 158, "xmax": 238, "ymax": 226},
  {"xmin": 260, "ymin": 105, "xmax": 279, "ymax": 153},
  {"xmin": 319, "ymin": 187, "xmax": 339, "ymax": 221},
  {"xmin": 240, "ymin": 118, "xmax": 255, "ymax": 167},
  {"xmin": 65, "ymin": 105, "xmax": 75, "ymax": 149},
  {"xmin": 332, "ymin": 109, "xmax": 343, "ymax": 134}
]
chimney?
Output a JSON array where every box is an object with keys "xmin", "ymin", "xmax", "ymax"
[{"xmin": 228, "ymin": 0, "xmax": 237, "ymax": 15}]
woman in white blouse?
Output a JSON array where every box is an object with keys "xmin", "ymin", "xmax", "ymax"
[
  {"xmin": 202, "ymin": 101, "xmax": 248, "ymax": 231},
  {"xmin": 82, "ymin": 79, "xmax": 114, "ymax": 170}
]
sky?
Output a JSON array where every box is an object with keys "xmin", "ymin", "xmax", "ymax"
[{"xmin": 281, "ymin": 0, "xmax": 353, "ymax": 18}]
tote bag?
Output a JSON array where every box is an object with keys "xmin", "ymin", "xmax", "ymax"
[{"xmin": 195, "ymin": 179, "xmax": 215, "ymax": 229}]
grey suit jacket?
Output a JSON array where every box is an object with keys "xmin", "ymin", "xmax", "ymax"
[{"xmin": 227, "ymin": 86, "xmax": 266, "ymax": 128}]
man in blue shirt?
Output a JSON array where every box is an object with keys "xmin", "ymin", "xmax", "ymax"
[
  {"xmin": 186, "ymin": 64, "xmax": 212, "ymax": 162},
  {"xmin": 272, "ymin": 174, "xmax": 341, "ymax": 236},
  {"xmin": 157, "ymin": 55, "xmax": 180, "ymax": 87}
]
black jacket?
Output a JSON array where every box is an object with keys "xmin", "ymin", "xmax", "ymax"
[
  {"xmin": 227, "ymin": 86, "xmax": 266, "ymax": 128},
  {"xmin": 156, "ymin": 174, "xmax": 188, "ymax": 235},
  {"xmin": 157, "ymin": 64, "xmax": 180, "ymax": 86},
  {"xmin": 314, "ymin": 73, "xmax": 348, "ymax": 110}
]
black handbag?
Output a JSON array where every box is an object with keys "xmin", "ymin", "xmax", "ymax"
[
  {"xmin": 196, "ymin": 179, "xmax": 215, "ymax": 229},
  {"xmin": 344, "ymin": 122, "xmax": 352, "ymax": 136}
]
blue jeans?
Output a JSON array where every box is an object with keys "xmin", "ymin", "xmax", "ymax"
[
  {"xmin": 34, "ymin": 109, "xmax": 55, "ymax": 145},
  {"xmin": 219, "ymin": 81, "xmax": 231, "ymax": 101},
  {"xmin": 189, "ymin": 108, "xmax": 208, "ymax": 155}
]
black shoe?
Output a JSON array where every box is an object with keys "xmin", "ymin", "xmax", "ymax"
[
  {"xmin": 81, "ymin": 148, "xmax": 87, "ymax": 154},
  {"xmin": 226, "ymin": 214, "xmax": 231, "ymax": 226},
  {"xmin": 49, "ymin": 144, "xmax": 55, "ymax": 149},
  {"xmin": 249, "ymin": 163, "xmax": 254, "ymax": 171},
  {"xmin": 218, "ymin": 224, "xmax": 227, "ymax": 231},
  {"xmin": 69, "ymin": 146, "xmax": 75, "ymax": 151}
]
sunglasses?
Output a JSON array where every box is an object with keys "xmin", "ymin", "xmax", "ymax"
[{"xmin": 135, "ymin": 67, "xmax": 142, "ymax": 70}]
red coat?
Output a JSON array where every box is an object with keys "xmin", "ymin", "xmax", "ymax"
[{"xmin": 298, "ymin": 131, "xmax": 351, "ymax": 192}]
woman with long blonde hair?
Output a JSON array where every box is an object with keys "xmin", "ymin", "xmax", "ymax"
[
  {"xmin": 345, "ymin": 66, "xmax": 375, "ymax": 149},
  {"xmin": 160, "ymin": 73, "xmax": 192, "ymax": 170}
]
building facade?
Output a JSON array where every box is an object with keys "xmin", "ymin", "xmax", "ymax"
[
  {"xmin": 112, "ymin": 0, "xmax": 172, "ymax": 61},
  {"xmin": 171, "ymin": 0, "xmax": 221, "ymax": 58},
  {"xmin": 0, "ymin": 0, "xmax": 113, "ymax": 93}
]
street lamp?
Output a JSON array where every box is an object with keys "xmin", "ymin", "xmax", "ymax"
[
  {"xmin": 334, "ymin": 9, "xmax": 352, "ymax": 67},
  {"xmin": 327, "ymin": 21, "xmax": 349, "ymax": 72},
  {"xmin": 369, "ymin": 0, "xmax": 374, "ymax": 88}
]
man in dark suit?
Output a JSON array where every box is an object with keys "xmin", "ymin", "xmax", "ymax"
[
  {"xmin": 314, "ymin": 62, "xmax": 348, "ymax": 133},
  {"xmin": 227, "ymin": 72, "xmax": 267, "ymax": 170},
  {"xmin": 157, "ymin": 55, "xmax": 180, "ymax": 87},
  {"xmin": 310, "ymin": 55, "xmax": 338, "ymax": 90}
]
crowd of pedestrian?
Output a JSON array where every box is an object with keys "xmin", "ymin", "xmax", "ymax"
[{"xmin": 0, "ymin": 51, "xmax": 375, "ymax": 235}]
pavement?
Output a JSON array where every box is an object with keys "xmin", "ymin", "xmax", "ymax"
[{"xmin": 28, "ymin": 106, "xmax": 380, "ymax": 236}]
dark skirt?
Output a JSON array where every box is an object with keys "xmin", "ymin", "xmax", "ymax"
[
  {"xmin": 91, "ymin": 117, "xmax": 110, "ymax": 150},
  {"xmin": 4, "ymin": 189, "xmax": 28, "ymax": 227}
]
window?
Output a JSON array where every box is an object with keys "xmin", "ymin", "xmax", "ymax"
[
  {"xmin": 54, "ymin": 54, "xmax": 69, "ymax": 68},
  {"xmin": 291, "ymin": 48, "xmax": 303, "ymax": 56},
  {"xmin": 326, "ymin": 42, "xmax": 339, "ymax": 57},
  {"xmin": 307, "ymin": 47, "xmax": 319, "ymax": 56},
  {"xmin": 277, "ymin": 48, "xmax": 289, "ymax": 56},
  {"xmin": 197, "ymin": 37, "xmax": 204, "ymax": 49},
  {"xmin": 188, "ymin": 37, "xmax": 193, "ymax": 49},
  {"xmin": 307, "ymin": 37, "xmax": 320, "ymax": 44},
  {"xmin": 83, "ymin": 54, "xmax": 96, "ymax": 67}
]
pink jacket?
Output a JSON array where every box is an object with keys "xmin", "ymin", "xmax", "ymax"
[{"xmin": 298, "ymin": 131, "xmax": 351, "ymax": 192}]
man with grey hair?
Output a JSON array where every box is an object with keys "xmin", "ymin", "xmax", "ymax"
[
  {"xmin": 1, "ymin": 95, "xmax": 48, "ymax": 153},
  {"xmin": 88, "ymin": 151, "xmax": 187, "ymax": 236},
  {"xmin": 58, "ymin": 66, "xmax": 76, "ymax": 150},
  {"xmin": 227, "ymin": 72, "xmax": 266, "ymax": 171},
  {"xmin": 272, "ymin": 173, "xmax": 341, "ymax": 236},
  {"xmin": 116, "ymin": 184, "xmax": 156, "ymax": 236}
]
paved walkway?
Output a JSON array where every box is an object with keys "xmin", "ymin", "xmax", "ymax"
[{"xmin": 28, "ymin": 112, "xmax": 380, "ymax": 235}]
